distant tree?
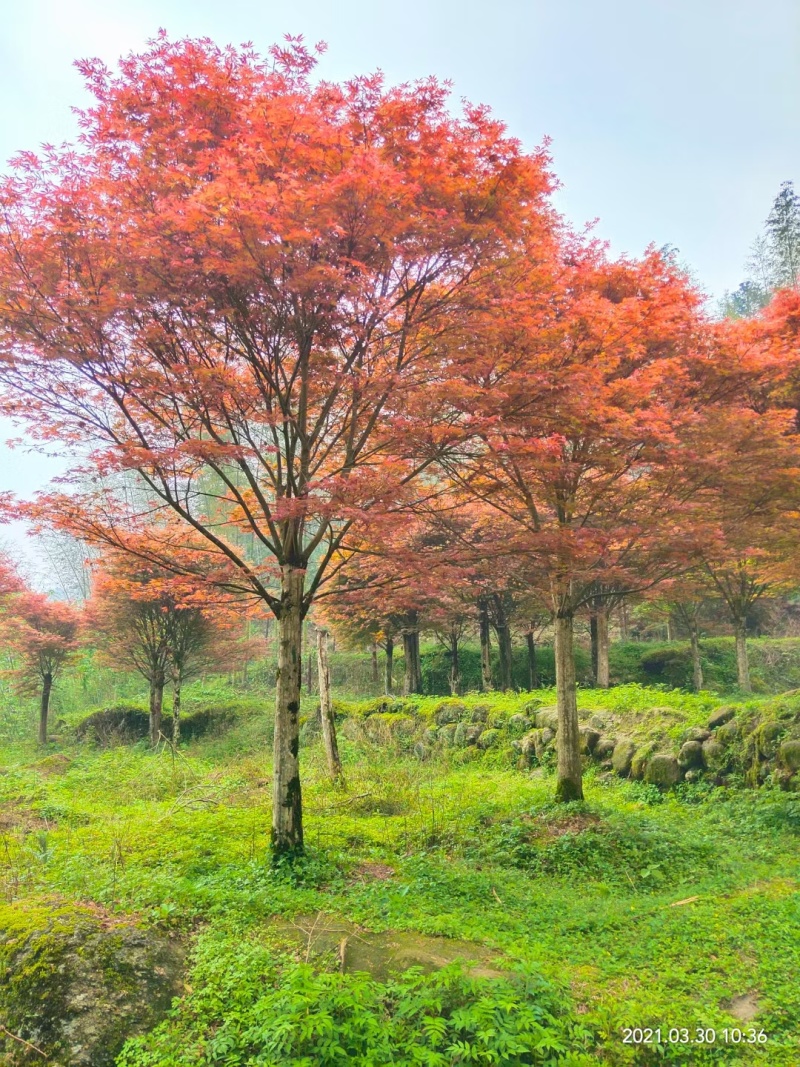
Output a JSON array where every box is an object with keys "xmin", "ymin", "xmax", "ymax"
[
  {"xmin": 0, "ymin": 584, "xmax": 80, "ymax": 744},
  {"xmin": 766, "ymin": 180, "xmax": 800, "ymax": 290}
]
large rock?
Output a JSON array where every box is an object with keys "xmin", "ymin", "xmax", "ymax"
[
  {"xmin": 476, "ymin": 728, "xmax": 501, "ymax": 750},
  {"xmin": 778, "ymin": 739, "xmax": 800, "ymax": 771},
  {"xmin": 702, "ymin": 738, "xmax": 728, "ymax": 772},
  {"xmin": 470, "ymin": 705, "xmax": 490, "ymax": 723},
  {"xmin": 630, "ymin": 750, "xmax": 651, "ymax": 781},
  {"xmin": 678, "ymin": 740, "xmax": 704, "ymax": 769},
  {"xmin": 594, "ymin": 737, "xmax": 615, "ymax": 760},
  {"xmin": 611, "ymin": 739, "xmax": 636, "ymax": 777},
  {"xmin": 644, "ymin": 754, "xmax": 681, "ymax": 789},
  {"xmin": 715, "ymin": 722, "xmax": 741, "ymax": 746},
  {"xmin": 682, "ymin": 726, "xmax": 711, "ymax": 744},
  {"xmin": 708, "ymin": 706, "xmax": 736, "ymax": 730},
  {"xmin": 434, "ymin": 702, "xmax": 466, "ymax": 726},
  {"xmin": 506, "ymin": 714, "xmax": 531, "ymax": 736},
  {"xmin": 422, "ymin": 727, "xmax": 439, "ymax": 745},
  {"xmin": 437, "ymin": 723, "xmax": 458, "ymax": 746},
  {"xmin": 578, "ymin": 726, "xmax": 601, "ymax": 755},
  {"xmin": 535, "ymin": 707, "xmax": 559, "ymax": 731},
  {"xmin": 589, "ymin": 713, "xmax": 608, "ymax": 730},
  {"xmin": 0, "ymin": 903, "xmax": 183, "ymax": 1066},
  {"xmin": 757, "ymin": 721, "xmax": 785, "ymax": 759}
]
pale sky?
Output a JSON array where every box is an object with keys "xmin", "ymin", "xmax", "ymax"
[{"xmin": 1, "ymin": 0, "xmax": 798, "ymax": 568}]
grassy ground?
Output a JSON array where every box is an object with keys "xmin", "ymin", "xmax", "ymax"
[{"xmin": 1, "ymin": 683, "xmax": 798, "ymax": 1064}]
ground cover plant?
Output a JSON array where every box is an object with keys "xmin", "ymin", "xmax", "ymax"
[{"xmin": 1, "ymin": 676, "xmax": 799, "ymax": 1064}]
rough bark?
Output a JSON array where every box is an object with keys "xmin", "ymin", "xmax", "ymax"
[
  {"xmin": 448, "ymin": 633, "xmax": 460, "ymax": 695},
  {"xmin": 38, "ymin": 672, "xmax": 53, "ymax": 745},
  {"xmin": 690, "ymin": 625, "xmax": 703, "ymax": 692},
  {"xmin": 402, "ymin": 627, "xmax": 422, "ymax": 695},
  {"xmin": 596, "ymin": 608, "xmax": 610, "ymax": 689},
  {"xmin": 149, "ymin": 673, "xmax": 164, "ymax": 747},
  {"xmin": 554, "ymin": 612, "xmax": 583, "ymax": 802},
  {"xmin": 171, "ymin": 671, "xmax": 182, "ymax": 744},
  {"xmin": 526, "ymin": 630, "xmax": 539, "ymax": 690},
  {"xmin": 619, "ymin": 598, "xmax": 629, "ymax": 640},
  {"xmin": 492, "ymin": 594, "xmax": 514, "ymax": 690},
  {"xmin": 478, "ymin": 598, "xmax": 493, "ymax": 690},
  {"xmin": 317, "ymin": 628, "xmax": 343, "ymax": 784},
  {"xmin": 371, "ymin": 643, "xmax": 379, "ymax": 686},
  {"xmin": 735, "ymin": 622, "xmax": 751, "ymax": 692},
  {"xmin": 272, "ymin": 565, "xmax": 305, "ymax": 856},
  {"xmin": 384, "ymin": 637, "xmax": 394, "ymax": 695}
]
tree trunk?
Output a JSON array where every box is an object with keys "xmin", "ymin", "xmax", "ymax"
[
  {"xmin": 554, "ymin": 612, "xmax": 583, "ymax": 802},
  {"xmin": 172, "ymin": 671, "xmax": 182, "ymax": 744},
  {"xmin": 449, "ymin": 633, "xmax": 460, "ymax": 695},
  {"xmin": 371, "ymin": 643, "xmax": 379, "ymax": 686},
  {"xmin": 306, "ymin": 650, "xmax": 313, "ymax": 692},
  {"xmin": 689, "ymin": 624, "xmax": 703, "ymax": 691},
  {"xmin": 317, "ymin": 628, "xmax": 343, "ymax": 784},
  {"xmin": 272, "ymin": 565, "xmax": 305, "ymax": 857},
  {"xmin": 619, "ymin": 598, "xmax": 629, "ymax": 640},
  {"xmin": 492, "ymin": 594, "xmax": 514, "ymax": 690},
  {"xmin": 526, "ymin": 630, "xmax": 539, "ymax": 690},
  {"xmin": 402, "ymin": 627, "xmax": 422, "ymax": 695},
  {"xmin": 478, "ymin": 598, "xmax": 493, "ymax": 690},
  {"xmin": 596, "ymin": 608, "xmax": 610, "ymax": 688},
  {"xmin": 590, "ymin": 613, "xmax": 599, "ymax": 683},
  {"xmin": 735, "ymin": 622, "xmax": 751, "ymax": 692},
  {"xmin": 149, "ymin": 673, "xmax": 164, "ymax": 747},
  {"xmin": 384, "ymin": 637, "xmax": 394, "ymax": 695},
  {"xmin": 38, "ymin": 672, "xmax": 52, "ymax": 745}
]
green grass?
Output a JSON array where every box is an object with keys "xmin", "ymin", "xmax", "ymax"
[{"xmin": 0, "ymin": 681, "xmax": 798, "ymax": 1064}]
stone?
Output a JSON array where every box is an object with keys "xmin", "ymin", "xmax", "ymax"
[
  {"xmin": 630, "ymin": 750, "xmax": 650, "ymax": 781},
  {"xmin": 463, "ymin": 725, "xmax": 483, "ymax": 746},
  {"xmin": 437, "ymin": 723, "xmax": 457, "ymax": 746},
  {"xmin": 413, "ymin": 742, "xmax": 429, "ymax": 761},
  {"xmin": 715, "ymin": 722, "xmax": 740, "ymax": 746},
  {"xmin": 589, "ymin": 713, "xmax": 607, "ymax": 730},
  {"xmin": 594, "ymin": 737, "xmax": 615, "ymax": 760},
  {"xmin": 778, "ymin": 739, "xmax": 800, "ymax": 771},
  {"xmin": 423, "ymin": 727, "xmax": 439, "ymax": 745},
  {"xmin": 539, "ymin": 726, "xmax": 555, "ymax": 746},
  {"xmin": 682, "ymin": 726, "xmax": 711, "ymax": 743},
  {"xmin": 469, "ymin": 705, "xmax": 490, "ymax": 723},
  {"xmin": 678, "ymin": 740, "xmax": 704, "ymax": 769},
  {"xmin": 611, "ymin": 739, "xmax": 636, "ymax": 777},
  {"xmin": 644, "ymin": 753, "xmax": 681, "ymax": 789},
  {"xmin": 757, "ymin": 721, "xmax": 785, "ymax": 759},
  {"xmin": 520, "ymin": 731, "xmax": 538, "ymax": 760},
  {"xmin": 522, "ymin": 699, "xmax": 543, "ymax": 715},
  {"xmin": 578, "ymin": 726, "xmax": 601, "ymax": 755},
  {"xmin": 476, "ymin": 728, "xmax": 501, "ymax": 750},
  {"xmin": 506, "ymin": 714, "xmax": 531, "ymax": 736},
  {"xmin": 683, "ymin": 768, "xmax": 703, "ymax": 784},
  {"xmin": 534, "ymin": 706, "xmax": 559, "ymax": 731},
  {"xmin": 434, "ymin": 702, "xmax": 466, "ymax": 726},
  {"xmin": 0, "ymin": 903, "xmax": 183, "ymax": 1067},
  {"xmin": 702, "ymin": 738, "xmax": 727, "ymax": 772},
  {"xmin": 708, "ymin": 706, "xmax": 735, "ymax": 730}
]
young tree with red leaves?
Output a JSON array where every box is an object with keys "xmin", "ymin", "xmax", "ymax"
[
  {"xmin": 0, "ymin": 581, "xmax": 80, "ymax": 744},
  {"xmin": 0, "ymin": 36, "xmax": 554, "ymax": 854}
]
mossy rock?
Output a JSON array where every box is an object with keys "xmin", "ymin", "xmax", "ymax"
[
  {"xmin": 74, "ymin": 705, "xmax": 150, "ymax": 745},
  {"xmin": 476, "ymin": 728, "xmax": 501, "ymax": 750},
  {"xmin": 0, "ymin": 901, "xmax": 183, "ymax": 1066},
  {"xmin": 594, "ymin": 737, "xmax": 615, "ymax": 760},
  {"xmin": 681, "ymin": 726, "xmax": 711, "ymax": 744},
  {"xmin": 756, "ymin": 721, "xmax": 785, "ymax": 759},
  {"xmin": 708, "ymin": 705, "xmax": 736, "ymax": 730},
  {"xmin": 644, "ymin": 754, "xmax": 681, "ymax": 789},
  {"xmin": 678, "ymin": 740, "xmax": 704, "ymax": 769},
  {"xmin": 179, "ymin": 704, "xmax": 242, "ymax": 741},
  {"xmin": 702, "ymin": 738, "xmax": 728, "ymax": 773},
  {"xmin": 534, "ymin": 707, "xmax": 559, "ymax": 731},
  {"xmin": 714, "ymin": 721, "xmax": 741, "ymax": 746},
  {"xmin": 611, "ymin": 739, "xmax": 636, "ymax": 777},
  {"xmin": 437, "ymin": 723, "xmax": 458, "ymax": 746},
  {"xmin": 423, "ymin": 727, "xmax": 439, "ymax": 745},
  {"xmin": 578, "ymin": 726, "xmax": 600, "ymax": 755},
  {"xmin": 522, "ymin": 699, "xmax": 543, "ymax": 715},
  {"xmin": 433, "ymin": 702, "xmax": 466, "ymax": 726},
  {"xmin": 630, "ymin": 746, "xmax": 655, "ymax": 781},
  {"xmin": 470, "ymin": 705, "xmax": 490, "ymax": 723},
  {"xmin": 779, "ymin": 739, "xmax": 800, "ymax": 772},
  {"xmin": 506, "ymin": 714, "xmax": 531, "ymax": 736}
]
